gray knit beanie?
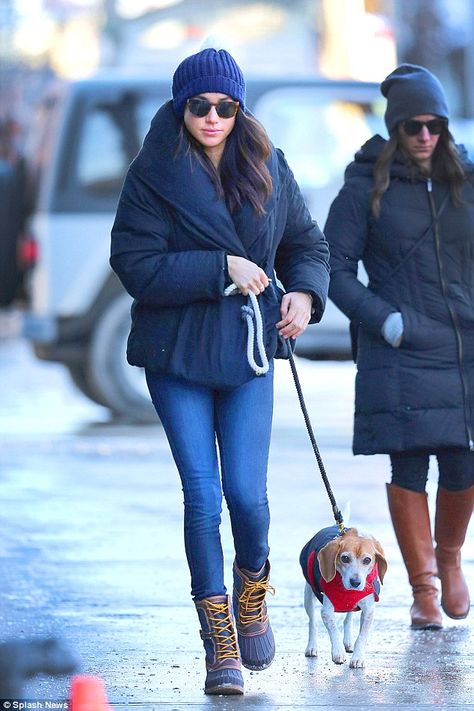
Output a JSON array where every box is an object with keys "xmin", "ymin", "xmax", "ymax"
[
  {"xmin": 172, "ymin": 48, "xmax": 246, "ymax": 117},
  {"xmin": 381, "ymin": 64, "xmax": 449, "ymax": 133}
]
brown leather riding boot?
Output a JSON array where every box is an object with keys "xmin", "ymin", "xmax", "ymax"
[
  {"xmin": 435, "ymin": 485, "xmax": 474, "ymax": 619},
  {"xmin": 386, "ymin": 483, "xmax": 442, "ymax": 630}
]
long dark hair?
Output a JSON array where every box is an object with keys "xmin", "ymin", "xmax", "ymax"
[
  {"xmin": 178, "ymin": 109, "xmax": 273, "ymax": 215},
  {"xmin": 371, "ymin": 124, "xmax": 465, "ymax": 218}
]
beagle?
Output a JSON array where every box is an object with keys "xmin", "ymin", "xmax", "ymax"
[{"xmin": 300, "ymin": 525, "xmax": 387, "ymax": 668}]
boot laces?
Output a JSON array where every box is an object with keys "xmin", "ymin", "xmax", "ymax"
[
  {"xmin": 238, "ymin": 576, "xmax": 275, "ymax": 626},
  {"xmin": 206, "ymin": 600, "xmax": 239, "ymax": 660}
]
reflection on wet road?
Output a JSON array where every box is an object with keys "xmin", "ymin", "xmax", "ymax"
[{"xmin": 0, "ymin": 334, "xmax": 472, "ymax": 709}]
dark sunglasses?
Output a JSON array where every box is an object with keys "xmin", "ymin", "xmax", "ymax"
[
  {"xmin": 186, "ymin": 98, "xmax": 239, "ymax": 119},
  {"xmin": 402, "ymin": 118, "xmax": 447, "ymax": 136}
]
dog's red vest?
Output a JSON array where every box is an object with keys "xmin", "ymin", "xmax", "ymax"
[{"xmin": 300, "ymin": 526, "xmax": 381, "ymax": 613}]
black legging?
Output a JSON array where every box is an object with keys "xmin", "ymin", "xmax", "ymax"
[{"xmin": 390, "ymin": 448, "xmax": 474, "ymax": 492}]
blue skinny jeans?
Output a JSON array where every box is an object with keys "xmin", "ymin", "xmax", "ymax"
[{"xmin": 146, "ymin": 364, "xmax": 274, "ymax": 600}]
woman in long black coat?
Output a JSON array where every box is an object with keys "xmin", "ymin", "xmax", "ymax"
[
  {"xmin": 110, "ymin": 48, "xmax": 329, "ymax": 695},
  {"xmin": 325, "ymin": 64, "xmax": 473, "ymax": 631}
]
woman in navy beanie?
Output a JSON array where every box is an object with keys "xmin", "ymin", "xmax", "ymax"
[
  {"xmin": 324, "ymin": 63, "xmax": 474, "ymax": 632},
  {"xmin": 110, "ymin": 48, "xmax": 330, "ymax": 694}
]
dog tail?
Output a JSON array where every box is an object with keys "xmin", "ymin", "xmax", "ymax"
[{"xmin": 341, "ymin": 501, "xmax": 351, "ymax": 528}]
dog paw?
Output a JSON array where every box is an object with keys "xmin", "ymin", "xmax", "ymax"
[
  {"xmin": 331, "ymin": 650, "xmax": 346, "ymax": 665},
  {"xmin": 344, "ymin": 642, "xmax": 354, "ymax": 653},
  {"xmin": 350, "ymin": 656, "xmax": 365, "ymax": 669},
  {"xmin": 305, "ymin": 646, "xmax": 318, "ymax": 657}
]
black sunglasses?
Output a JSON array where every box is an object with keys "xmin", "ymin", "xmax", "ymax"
[
  {"xmin": 186, "ymin": 98, "xmax": 239, "ymax": 119},
  {"xmin": 402, "ymin": 118, "xmax": 447, "ymax": 136}
]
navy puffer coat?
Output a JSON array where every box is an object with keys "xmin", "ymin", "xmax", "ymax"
[
  {"xmin": 110, "ymin": 102, "xmax": 330, "ymax": 389},
  {"xmin": 325, "ymin": 135, "xmax": 474, "ymax": 454}
]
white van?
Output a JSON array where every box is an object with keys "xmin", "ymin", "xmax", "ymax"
[{"xmin": 22, "ymin": 73, "xmax": 385, "ymax": 421}]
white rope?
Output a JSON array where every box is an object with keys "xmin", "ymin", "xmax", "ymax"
[
  {"xmin": 224, "ymin": 284, "xmax": 240, "ymax": 297},
  {"xmin": 224, "ymin": 284, "xmax": 269, "ymax": 376}
]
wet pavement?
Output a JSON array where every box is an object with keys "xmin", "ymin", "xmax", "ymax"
[{"xmin": 0, "ymin": 319, "xmax": 473, "ymax": 709}]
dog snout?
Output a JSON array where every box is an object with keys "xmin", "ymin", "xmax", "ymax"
[{"xmin": 349, "ymin": 576, "xmax": 361, "ymax": 589}]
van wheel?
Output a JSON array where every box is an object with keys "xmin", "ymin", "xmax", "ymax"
[
  {"xmin": 87, "ymin": 292, "xmax": 159, "ymax": 423},
  {"xmin": 67, "ymin": 362, "xmax": 110, "ymax": 408}
]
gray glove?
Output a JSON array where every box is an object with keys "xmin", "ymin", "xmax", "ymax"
[{"xmin": 381, "ymin": 312, "xmax": 404, "ymax": 347}]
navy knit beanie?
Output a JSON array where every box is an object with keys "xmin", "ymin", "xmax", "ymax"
[
  {"xmin": 172, "ymin": 48, "xmax": 246, "ymax": 117},
  {"xmin": 381, "ymin": 64, "xmax": 449, "ymax": 134}
]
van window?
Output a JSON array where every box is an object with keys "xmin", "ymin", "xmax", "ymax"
[
  {"xmin": 76, "ymin": 93, "xmax": 168, "ymax": 197},
  {"xmin": 137, "ymin": 97, "xmax": 165, "ymax": 142},
  {"xmin": 253, "ymin": 87, "xmax": 385, "ymax": 224},
  {"xmin": 77, "ymin": 108, "xmax": 127, "ymax": 195}
]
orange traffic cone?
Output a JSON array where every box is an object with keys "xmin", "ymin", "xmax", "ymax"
[{"xmin": 69, "ymin": 674, "xmax": 114, "ymax": 710}]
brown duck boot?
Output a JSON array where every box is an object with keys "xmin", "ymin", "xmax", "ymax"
[
  {"xmin": 386, "ymin": 483, "xmax": 442, "ymax": 630},
  {"xmin": 435, "ymin": 486, "xmax": 474, "ymax": 619},
  {"xmin": 233, "ymin": 560, "xmax": 275, "ymax": 670},
  {"xmin": 194, "ymin": 595, "xmax": 244, "ymax": 695}
]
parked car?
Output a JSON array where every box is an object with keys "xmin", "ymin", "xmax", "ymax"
[{"xmin": 20, "ymin": 72, "xmax": 386, "ymax": 421}]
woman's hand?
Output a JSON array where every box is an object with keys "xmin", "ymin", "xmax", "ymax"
[
  {"xmin": 276, "ymin": 292, "xmax": 313, "ymax": 340},
  {"xmin": 227, "ymin": 256, "xmax": 270, "ymax": 296},
  {"xmin": 381, "ymin": 312, "xmax": 404, "ymax": 348}
]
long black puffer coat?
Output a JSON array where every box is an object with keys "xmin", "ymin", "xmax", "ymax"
[{"xmin": 325, "ymin": 135, "xmax": 474, "ymax": 455}]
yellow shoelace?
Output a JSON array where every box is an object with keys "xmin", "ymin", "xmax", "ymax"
[
  {"xmin": 206, "ymin": 600, "xmax": 239, "ymax": 660},
  {"xmin": 238, "ymin": 577, "xmax": 276, "ymax": 626}
]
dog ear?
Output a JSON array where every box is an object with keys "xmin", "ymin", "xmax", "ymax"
[
  {"xmin": 317, "ymin": 539, "xmax": 340, "ymax": 582},
  {"xmin": 373, "ymin": 540, "xmax": 388, "ymax": 583}
]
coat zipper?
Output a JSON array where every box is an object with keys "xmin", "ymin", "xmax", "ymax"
[{"xmin": 426, "ymin": 179, "xmax": 474, "ymax": 450}]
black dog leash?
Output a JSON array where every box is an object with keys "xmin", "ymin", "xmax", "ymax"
[{"xmin": 285, "ymin": 339, "xmax": 346, "ymax": 533}]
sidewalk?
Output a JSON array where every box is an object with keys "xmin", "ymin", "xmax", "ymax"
[{"xmin": 0, "ymin": 342, "xmax": 473, "ymax": 709}]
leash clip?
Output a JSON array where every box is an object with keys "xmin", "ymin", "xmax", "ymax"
[{"xmin": 337, "ymin": 522, "xmax": 348, "ymax": 535}]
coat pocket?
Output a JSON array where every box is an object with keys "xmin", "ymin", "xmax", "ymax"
[
  {"xmin": 127, "ymin": 301, "xmax": 182, "ymax": 370},
  {"xmin": 398, "ymin": 306, "xmax": 448, "ymax": 351}
]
